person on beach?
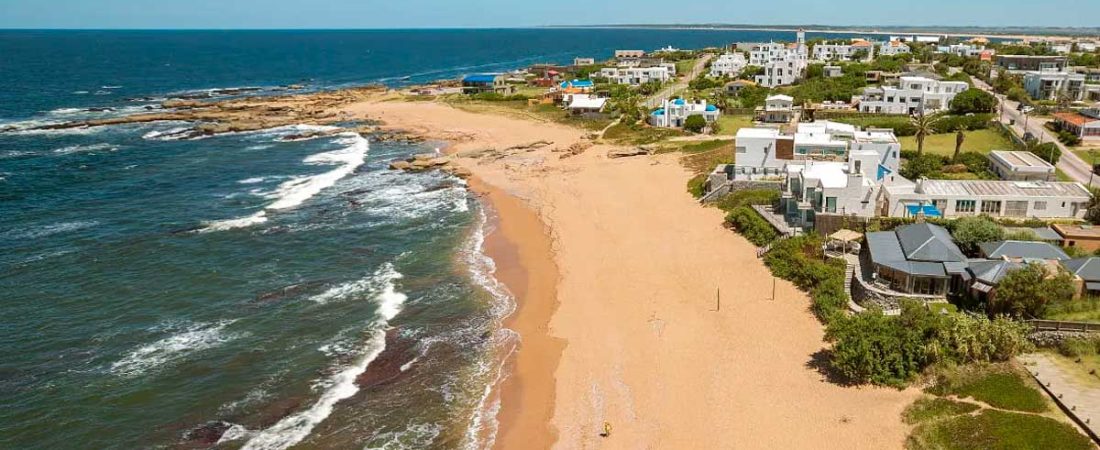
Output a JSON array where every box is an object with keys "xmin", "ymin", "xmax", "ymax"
[{"xmin": 601, "ymin": 422, "xmax": 612, "ymax": 438}]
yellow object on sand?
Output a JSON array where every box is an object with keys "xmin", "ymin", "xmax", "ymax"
[{"xmin": 603, "ymin": 422, "xmax": 612, "ymax": 437}]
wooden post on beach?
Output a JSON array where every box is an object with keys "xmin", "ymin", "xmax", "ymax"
[
  {"xmin": 771, "ymin": 277, "xmax": 776, "ymax": 301},
  {"xmin": 716, "ymin": 286, "xmax": 721, "ymax": 312}
]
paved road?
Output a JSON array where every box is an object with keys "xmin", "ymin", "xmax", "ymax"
[
  {"xmin": 644, "ymin": 54, "xmax": 713, "ymax": 109},
  {"xmin": 972, "ymin": 77, "xmax": 1096, "ymax": 186}
]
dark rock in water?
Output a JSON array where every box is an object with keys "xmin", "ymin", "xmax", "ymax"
[
  {"xmin": 356, "ymin": 329, "xmax": 417, "ymax": 390},
  {"xmin": 424, "ymin": 182, "xmax": 458, "ymax": 193},
  {"xmin": 182, "ymin": 421, "xmax": 232, "ymax": 447},
  {"xmin": 341, "ymin": 187, "xmax": 372, "ymax": 197},
  {"xmin": 169, "ymin": 225, "xmax": 205, "ymax": 235},
  {"xmin": 247, "ymin": 396, "xmax": 306, "ymax": 428},
  {"xmin": 86, "ymin": 107, "xmax": 115, "ymax": 112}
]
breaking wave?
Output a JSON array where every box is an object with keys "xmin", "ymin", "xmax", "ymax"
[
  {"xmin": 110, "ymin": 321, "xmax": 239, "ymax": 378},
  {"xmin": 222, "ymin": 264, "xmax": 407, "ymax": 450}
]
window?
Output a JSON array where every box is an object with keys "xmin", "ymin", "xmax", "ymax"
[
  {"xmin": 736, "ymin": 146, "xmax": 747, "ymax": 153},
  {"xmin": 854, "ymin": 160, "xmax": 862, "ymax": 173},
  {"xmin": 1005, "ymin": 201, "xmax": 1028, "ymax": 217},
  {"xmin": 981, "ymin": 200, "xmax": 1002, "ymax": 215},
  {"xmin": 956, "ymin": 199, "xmax": 976, "ymax": 213},
  {"xmin": 1034, "ymin": 201, "xmax": 1047, "ymax": 211},
  {"xmin": 826, "ymin": 197, "xmax": 837, "ymax": 213},
  {"xmin": 932, "ymin": 199, "xmax": 947, "ymax": 211}
]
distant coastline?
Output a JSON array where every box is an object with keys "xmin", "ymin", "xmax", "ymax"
[{"xmin": 545, "ymin": 24, "xmax": 1100, "ymax": 40}]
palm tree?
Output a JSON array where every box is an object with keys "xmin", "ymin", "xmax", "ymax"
[
  {"xmin": 910, "ymin": 110, "xmax": 944, "ymax": 156},
  {"xmin": 953, "ymin": 128, "xmax": 966, "ymax": 162}
]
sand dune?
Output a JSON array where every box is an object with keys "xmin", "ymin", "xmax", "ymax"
[{"xmin": 344, "ymin": 99, "xmax": 919, "ymax": 449}]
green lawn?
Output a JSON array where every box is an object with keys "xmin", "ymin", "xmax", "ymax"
[
  {"xmin": 908, "ymin": 409, "xmax": 1093, "ymax": 450},
  {"xmin": 899, "ymin": 129, "xmax": 1015, "ymax": 156},
  {"xmin": 715, "ymin": 115, "xmax": 755, "ymax": 136},
  {"xmin": 905, "ymin": 364, "xmax": 1091, "ymax": 450},
  {"xmin": 675, "ymin": 58, "xmax": 698, "ymax": 77},
  {"xmin": 927, "ymin": 366, "xmax": 1048, "ymax": 413},
  {"xmin": 1045, "ymin": 298, "xmax": 1100, "ymax": 323}
]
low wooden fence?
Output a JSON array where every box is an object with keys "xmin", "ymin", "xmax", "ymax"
[{"xmin": 1028, "ymin": 320, "xmax": 1100, "ymax": 333}]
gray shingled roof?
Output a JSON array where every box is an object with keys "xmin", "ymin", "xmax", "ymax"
[
  {"xmin": 897, "ymin": 223, "xmax": 967, "ymax": 263},
  {"xmin": 968, "ymin": 260, "xmax": 1027, "ymax": 285},
  {"xmin": 1062, "ymin": 258, "xmax": 1100, "ymax": 282},
  {"xmin": 979, "ymin": 241, "xmax": 1070, "ymax": 261}
]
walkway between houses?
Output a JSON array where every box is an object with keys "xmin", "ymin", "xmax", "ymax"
[
  {"xmin": 643, "ymin": 54, "xmax": 713, "ymax": 109},
  {"xmin": 1019, "ymin": 353, "xmax": 1100, "ymax": 442}
]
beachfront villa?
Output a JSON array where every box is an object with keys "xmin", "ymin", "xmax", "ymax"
[
  {"xmin": 936, "ymin": 43, "xmax": 989, "ymax": 57},
  {"xmin": 709, "ymin": 52, "xmax": 747, "ymax": 78},
  {"xmin": 865, "ymin": 223, "xmax": 969, "ymax": 296},
  {"xmin": 648, "ymin": 98, "xmax": 720, "ymax": 128},
  {"xmin": 732, "ymin": 121, "xmax": 901, "ymax": 181},
  {"xmin": 987, "ymin": 150, "xmax": 1056, "ymax": 181},
  {"xmin": 995, "ymin": 55, "xmax": 1069, "ymax": 73},
  {"xmin": 558, "ymin": 79, "xmax": 595, "ymax": 94},
  {"xmin": 599, "ymin": 64, "xmax": 675, "ymax": 86},
  {"xmin": 565, "ymin": 94, "xmax": 607, "ymax": 115},
  {"xmin": 857, "ymin": 76, "xmax": 969, "ymax": 114},
  {"xmin": 462, "ymin": 74, "xmax": 516, "ymax": 95},
  {"xmin": 882, "ymin": 179, "xmax": 1092, "ymax": 220}
]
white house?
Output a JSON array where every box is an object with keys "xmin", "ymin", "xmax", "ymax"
[
  {"xmin": 750, "ymin": 31, "xmax": 808, "ymax": 88},
  {"xmin": 732, "ymin": 121, "xmax": 901, "ymax": 181},
  {"xmin": 1053, "ymin": 108, "xmax": 1100, "ymax": 142},
  {"xmin": 884, "ymin": 179, "xmax": 1091, "ymax": 220},
  {"xmin": 573, "ymin": 57, "xmax": 596, "ymax": 66},
  {"xmin": 565, "ymin": 94, "xmax": 607, "ymax": 115},
  {"xmin": 877, "ymin": 41, "xmax": 911, "ymax": 56},
  {"xmin": 1024, "ymin": 70, "xmax": 1087, "ymax": 101},
  {"xmin": 599, "ymin": 64, "xmax": 675, "ymax": 86},
  {"xmin": 812, "ymin": 40, "xmax": 875, "ymax": 62},
  {"xmin": 709, "ymin": 52, "xmax": 747, "ymax": 78},
  {"xmin": 649, "ymin": 98, "xmax": 721, "ymax": 128},
  {"xmin": 936, "ymin": 44, "xmax": 987, "ymax": 57},
  {"xmin": 858, "ymin": 76, "xmax": 969, "ymax": 114},
  {"xmin": 762, "ymin": 94, "xmax": 795, "ymax": 123}
]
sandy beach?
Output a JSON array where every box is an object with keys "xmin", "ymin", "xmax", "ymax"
[{"xmin": 344, "ymin": 98, "xmax": 922, "ymax": 449}]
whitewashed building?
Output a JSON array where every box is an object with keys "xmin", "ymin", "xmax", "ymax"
[
  {"xmin": 750, "ymin": 30, "xmax": 808, "ymax": 88},
  {"xmin": 599, "ymin": 64, "xmax": 675, "ymax": 86},
  {"xmin": 709, "ymin": 52, "xmax": 747, "ymax": 78},
  {"xmin": 877, "ymin": 40, "xmax": 911, "ymax": 56},
  {"xmin": 858, "ymin": 76, "xmax": 969, "ymax": 114},
  {"xmin": 988, "ymin": 150, "xmax": 1056, "ymax": 181},
  {"xmin": 732, "ymin": 121, "xmax": 901, "ymax": 181},
  {"xmin": 936, "ymin": 43, "xmax": 987, "ymax": 57},
  {"xmin": 884, "ymin": 179, "xmax": 1091, "ymax": 220},
  {"xmin": 812, "ymin": 40, "xmax": 875, "ymax": 62},
  {"xmin": 649, "ymin": 98, "xmax": 721, "ymax": 128}
]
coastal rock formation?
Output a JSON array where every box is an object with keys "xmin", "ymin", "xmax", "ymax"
[
  {"xmin": 607, "ymin": 146, "xmax": 651, "ymax": 159},
  {"xmin": 388, "ymin": 154, "xmax": 472, "ymax": 179}
]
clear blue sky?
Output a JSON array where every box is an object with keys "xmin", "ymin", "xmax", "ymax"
[{"xmin": 1, "ymin": 0, "xmax": 1097, "ymax": 29}]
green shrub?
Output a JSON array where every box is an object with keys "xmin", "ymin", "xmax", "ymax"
[
  {"xmin": 950, "ymin": 89, "xmax": 997, "ymax": 115},
  {"xmin": 684, "ymin": 114, "xmax": 707, "ymax": 133},
  {"xmin": 811, "ymin": 276, "xmax": 849, "ymax": 322},
  {"xmin": 991, "ymin": 263, "xmax": 1076, "ymax": 319},
  {"xmin": 901, "ymin": 154, "xmax": 948, "ymax": 179},
  {"xmin": 951, "ymin": 216, "xmax": 1004, "ymax": 255},
  {"xmin": 933, "ymin": 114, "xmax": 993, "ymax": 134},
  {"xmin": 726, "ymin": 207, "xmax": 778, "ymax": 246},
  {"xmin": 1056, "ymin": 337, "xmax": 1100, "ymax": 358}
]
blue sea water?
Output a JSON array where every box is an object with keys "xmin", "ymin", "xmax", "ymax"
[{"xmin": 0, "ymin": 28, "xmax": 870, "ymax": 449}]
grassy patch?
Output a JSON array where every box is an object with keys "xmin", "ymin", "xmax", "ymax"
[
  {"xmin": 899, "ymin": 129, "xmax": 1014, "ymax": 156},
  {"xmin": 907, "ymin": 410, "xmax": 1093, "ymax": 450},
  {"xmin": 672, "ymin": 141, "xmax": 734, "ymax": 174},
  {"xmin": 687, "ymin": 174, "xmax": 707, "ymax": 198},
  {"xmin": 1045, "ymin": 298, "xmax": 1100, "ymax": 323},
  {"xmin": 602, "ymin": 123, "xmax": 686, "ymax": 145},
  {"xmin": 675, "ymin": 58, "xmax": 698, "ymax": 77},
  {"xmin": 1056, "ymin": 168, "xmax": 1075, "ymax": 182},
  {"xmin": 927, "ymin": 365, "xmax": 1048, "ymax": 413},
  {"xmin": 903, "ymin": 397, "xmax": 980, "ymax": 425},
  {"xmin": 715, "ymin": 115, "xmax": 755, "ymax": 136}
]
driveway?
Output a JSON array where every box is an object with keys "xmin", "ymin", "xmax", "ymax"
[{"xmin": 644, "ymin": 54, "xmax": 713, "ymax": 109}]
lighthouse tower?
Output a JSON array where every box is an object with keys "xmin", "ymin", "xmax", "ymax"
[{"xmin": 796, "ymin": 28, "xmax": 807, "ymax": 55}]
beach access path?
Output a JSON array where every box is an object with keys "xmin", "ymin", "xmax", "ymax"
[{"xmin": 350, "ymin": 98, "xmax": 919, "ymax": 449}]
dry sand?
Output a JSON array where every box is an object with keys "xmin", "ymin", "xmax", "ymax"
[{"xmin": 343, "ymin": 98, "xmax": 920, "ymax": 449}]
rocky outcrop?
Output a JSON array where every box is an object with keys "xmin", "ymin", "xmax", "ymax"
[
  {"xmin": 607, "ymin": 146, "xmax": 650, "ymax": 159},
  {"xmin": 555, "ymin": 141, "xmax": 593, "ymax": 159},
  {"xmin": 388, "ymin": 154, "xmax": 472, "ymax": 179}
]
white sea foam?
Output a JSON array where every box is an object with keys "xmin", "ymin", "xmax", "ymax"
[
  {"xmin": 101, "ymin": 85, "xmax": 123, "ymax": 89},
  {"xmin": 52, "ymin": 143, "xmax": 118, "ymax": 155},
  {"xmin": 1, "ymin": 220, "xmax": 100, "ymax": 240},
  {"xmin": 364, "ymin": 422, "xmax": 443, "ymax": 450},
  {"xmin": 142, "ymin": 127, "xmax": 193, "ymax": 141},
  {"xmin": 238, "ymin": 177, "xmax": 269, "ymax": 185},
  {"xmin": 460, "ymin": 204, "xmax": 521, "ymax": 450},
  {"xmin": 230, "ymin": 265, "xmax": 407, "ymax": 450},
  {"xmin": 48, "ymin": 108, "xmax": 86, "ymax": 116},
  {"xmin": 110, "ymin": 320, "xmax": 238, "ymax": 378},
  {"xmin": 199, "ymin": 132, "xmax": 368, "ymax": 233},
  {"xmin": 72, "ymin": 91, "xmax": 89, "ymax": 95}
]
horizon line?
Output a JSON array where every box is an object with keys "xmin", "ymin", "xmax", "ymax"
[{"xmin": 0, "ymin": 23, "xmax": 1097, "ymax": 32}]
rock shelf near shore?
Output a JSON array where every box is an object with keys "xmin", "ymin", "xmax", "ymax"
[{"xmin": 2, "ymin": 86, "xmax": 388, "ymax": 139}]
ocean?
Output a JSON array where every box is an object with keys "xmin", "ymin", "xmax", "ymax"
[{"xmin": 0, "ymin": 28, "xmax": 867, "ymax": 449}]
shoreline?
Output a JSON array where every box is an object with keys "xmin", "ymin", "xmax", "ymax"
[{"xmin": 468, "ymin": 177, "xmax": 565, "ymax": 450}]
